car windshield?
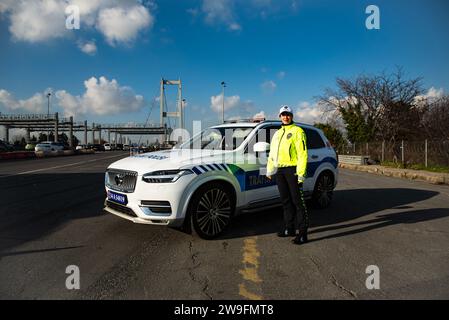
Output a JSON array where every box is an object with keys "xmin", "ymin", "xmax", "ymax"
[{"xmin": 178, "ymin": 127, "xmax": 253, "ymax": 150}]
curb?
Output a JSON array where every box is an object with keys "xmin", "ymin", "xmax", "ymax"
[
  {"xmin": 0, "ymin": 151, "xmax": 36, "ymax": 160},
  {"xmin": 338, "ymin": 163, "xmax": 449, "ymax": 186}
]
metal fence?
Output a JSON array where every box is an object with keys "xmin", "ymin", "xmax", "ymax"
[{"xmin": 338, "ymin": 140, "xmax": 449, "ymax": 168}]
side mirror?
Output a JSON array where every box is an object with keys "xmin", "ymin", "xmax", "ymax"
[{"xmin": 253, "ymin": 142, "xmax": 270, "ymax": 153}]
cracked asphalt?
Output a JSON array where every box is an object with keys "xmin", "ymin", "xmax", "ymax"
[{"xmin": 1, "ymin": 151, "xmax": 448, "ymax": 299}]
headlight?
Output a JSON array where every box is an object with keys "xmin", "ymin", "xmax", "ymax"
[{"xmin": 142, "ymin": 169, "xmax": 193, "ymax": 183}]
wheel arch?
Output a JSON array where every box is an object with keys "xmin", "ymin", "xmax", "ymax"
[
  {"xmin": 180, "ymin": 176, "xmax": 238, "ymax": 221},
  {"xmin": 313, "ymin": 164, "xmax": 337, "ymax": 189}
]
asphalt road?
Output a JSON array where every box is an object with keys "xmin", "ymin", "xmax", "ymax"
[{"xmin": 0, "ymin": 151, "xmax": 448, "ymax": 300}]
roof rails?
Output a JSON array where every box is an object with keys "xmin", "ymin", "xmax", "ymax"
[{"xmin": 223, "ymin": 118, "xmax": 266, "ymax": 124}]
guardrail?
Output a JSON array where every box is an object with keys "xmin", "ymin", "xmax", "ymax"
[
  {"xmin": 0, "ymin": 114, "xmax": 56, "ymax": 120},
  {"xmin": 338, "ymin": 155, "xmax": 369, "ymax": 165}
]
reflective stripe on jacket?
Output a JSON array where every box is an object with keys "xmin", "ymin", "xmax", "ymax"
[{"xmin": 266, "ymin": 123, "xmax": 308, "ymax": 178}]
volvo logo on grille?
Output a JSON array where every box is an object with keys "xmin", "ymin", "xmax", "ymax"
[{"xmin": 114, "ymin": 174, "xmax": 125, "ymax": 186}]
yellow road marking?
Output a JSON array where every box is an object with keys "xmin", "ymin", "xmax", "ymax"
[
  {"xmin": 239, "ymin": 283, "xmax": 263, "ymax": 300},
  {"xmin": 238, "ymin": 237, "xmax": 263, "ymax": 299}
]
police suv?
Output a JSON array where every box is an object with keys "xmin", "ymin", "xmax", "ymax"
[{"xmin": 104, "ymin": 120, "xmax": 338, "ymax": 239}]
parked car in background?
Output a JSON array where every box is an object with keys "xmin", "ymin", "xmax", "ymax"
[
  {"xmin": 104, "ymin": 143, "xmax": 112, "ymax": 151},
  {"xmin": 123, "ymin": 144, "xmax": 130, "ymax": 151},
  {"xmin": 115, "ymin": 143, "xmax": 124, "ymax": 150},
  {"xmin": 92, "ymin": 144, "xmax": 105, "ymax": 151},
  {"xmin": 25, "ymin": 143, "xmax": 36, "ymax": 151},
  {"xmin": 34, "ymin": 141, "xmax": 64, "ymax": 152},
  {"xmin": 76, "ymin": 144, "xmax": 87, "ymax": 150},
  {"xmin": 0, "ymin": 140, "xmax": 14, "ymax": 152}
]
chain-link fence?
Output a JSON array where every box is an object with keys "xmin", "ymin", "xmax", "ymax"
[{"xmin": 338, "ymin": 140, "xmax": 449, "ymax": 168}]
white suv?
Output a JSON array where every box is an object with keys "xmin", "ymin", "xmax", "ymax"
[
  {"xmin": 104, "ymin": 120, "xmax": 338, "ymax": 239},
  {"xmin": 35, "ymin": 141, "xmax": 65, "ymax": 152}
]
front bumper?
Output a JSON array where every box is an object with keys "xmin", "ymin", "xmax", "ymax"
[
  {"xmin": 104, "ymin": 174, "xmax": 194, "ymax": 227},
  {"xmin": 104, "ymin": 199, "xmax": 184, "ymax": 226}
]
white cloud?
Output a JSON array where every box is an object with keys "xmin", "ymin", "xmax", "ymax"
[
  {"xmin": 294, "ymin": 102, "xmax": 329, "ymax": 125},
  {"xmin": 201, "ymin": 0, "xmax": 241, "ymax": 31},
  {"xmin": 56, "ymin": 76, "xmax": 145, "ymax": 117},
  {"xmin": 0, "ymin": 89, "xmax": 46, "ymax": 113},
  {"xmin": 253, "ymin": 110, "xmax": 266, "ymax": 119},
  {"xmin": 422, "ymin": 87, "xmax": 444, "ymax": 99},
  {"xmin": 210, "ymin": 94, "xmax": 241, "ymax": 113},
  {"xmin": 414, "ymin": 87, "xmax": 444, "ymax": 105},
  {"xmin": 0, "ymin": 77, "xmax": 144, "ymax": 118},
  {"xmin": 0, "ymin": 1, "xmax": 154, "ymax": 46},
  {"xmin": 191, "ymin": 0, "xmax": 299, "ymax": 32},
  {"xmin": 0, "ymin": 0, "xmax": 17, "ymax": 13},
  {"xmin": 277, "ymin": 71, "xmax": 286, "ymax": 79},
  {"xmin": 229, "ymin": 23, "xmax": 242, "ymax": 31},
  {"xmin": 97, "ymin": 5, "xmax": 153, "ymax": 46},
  {"xmin": 78, "ymin": 40, "xmax": 97, "ymax": 55},
  {"xmin": 7, "ymin": 0, "xmax": 68, "ymax": 42},
  {"xmin": 261, "ymin": 80, "xmax": 277, "ymax": 93}
]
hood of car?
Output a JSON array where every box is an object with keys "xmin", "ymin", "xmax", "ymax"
[{"xmin": 107, "ymin": 149, "xmax": 235, "ymax": 175}]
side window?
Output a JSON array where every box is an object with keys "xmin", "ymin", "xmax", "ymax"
[
  {"xmin": 302, "ymin": 128, "xmax": 325, "ymax": 150},
  {"xmin": 245, "ymin": 126, "xmax": 280, "ymax": 154}
]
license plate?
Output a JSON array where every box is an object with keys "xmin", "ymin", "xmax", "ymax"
[{"xmin": 107, "ymin": 190, "xmax": 128, "ymax": 205}]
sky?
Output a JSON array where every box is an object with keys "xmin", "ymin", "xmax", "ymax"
[{"xmin": 1, "ymin": 0, "xmax": 449, "ymax": 142}]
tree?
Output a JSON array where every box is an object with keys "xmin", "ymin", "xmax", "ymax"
[
  {"xmin": 314, "ymin": 123, "xmax": 347, "ymax": 151},
  {"xmin": 319, "ymin": 67, "xmax": 424, "ymax": 144},
  {"xmin": 420, "ymin": 95, "xmax": 449, "ymax": 140}
]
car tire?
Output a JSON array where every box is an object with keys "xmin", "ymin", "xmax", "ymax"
[
  {"xmin": 312, "ymin": 172, "xmax": 334, "ymax": 209},
  {"xmin": 188, "ymin": 182, "xmax": 235, "ymax": 239}
]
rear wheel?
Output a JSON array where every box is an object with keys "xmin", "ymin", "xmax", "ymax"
[
  {"xmin": 312, "ymin": 172, "xmax": 334, "ymax": 209},
  {"xmin": 189, "ymin": 182, "xmax": 235, "ymax": 239}
]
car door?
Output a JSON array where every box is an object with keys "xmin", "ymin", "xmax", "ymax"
[
  {"xmin": 300, "ymin": 127, "xmax": 327, "ymax": 192},
  {"xmin": 240, "ymin": 125, "xmax": 281, "ymax": 205}
]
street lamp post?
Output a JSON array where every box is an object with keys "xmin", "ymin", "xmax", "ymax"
[
  {"xmin": 221, "ymin": 81, "xmax": 226, "ymax": 123},
  {"xmin": 46, "ymin": 92, "xmax": 51, "ymax": 140}
]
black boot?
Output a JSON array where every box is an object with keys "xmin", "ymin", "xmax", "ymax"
[
  {"xmin": 292, "ymin": 230, "xmax": 308, "ymax": 244},
  {"xmin": 277, "ymin": 228, "xmax": 295, "ymax": 237}
]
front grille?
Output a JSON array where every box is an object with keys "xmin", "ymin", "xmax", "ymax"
[
  {"xmin": 106, "ymin": 169, "xmax": 138, "ymax": 193},
  {"xmin": 106, "ymin": 200, "xmax": 137, "ymax": 217},
  {"xmin": 141, "ymin": 200, "xmax": 172, "ymax": 214}
]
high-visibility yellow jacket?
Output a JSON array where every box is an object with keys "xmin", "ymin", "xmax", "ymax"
[{"xmin": 266, "ymin": 123, "xmax": 308, "ymax": 179}]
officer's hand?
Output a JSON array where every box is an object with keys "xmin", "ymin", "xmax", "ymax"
[
  {"xmin": 266, "ymin": 175, "xmax": 272, "ymax": 180},
  {"xmin": 297, "ymin": 176, "xmax": 305, "ymax": 184}
]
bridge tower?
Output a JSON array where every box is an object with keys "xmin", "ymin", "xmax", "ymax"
[{"xmin": 159, "ymin": 78, "xmax": 183, "ymax": 144}]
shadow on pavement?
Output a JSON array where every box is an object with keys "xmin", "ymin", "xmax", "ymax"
[
  {"xmin": 0, "ymin": 173, "xmax": 106, "ymax": 254},
  {"xmin": 220, "ymin": 188, "xmax": 445, "ymax": 240},
  {"xmin": 1, "ymin": 172, "xmax": 446, "ymax": 247}
]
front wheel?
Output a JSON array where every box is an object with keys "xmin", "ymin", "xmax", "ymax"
[
  {"xmin": 312, "ymin": 173, "xmax": 334, "ymax": 209},
  {"xmin": 189, "ymin": 182, "xmax": 234, "ymax": 239}
]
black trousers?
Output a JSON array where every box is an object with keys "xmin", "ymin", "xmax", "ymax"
[{"xmin": 275, "ymin": 166, "xmax": 308, "ymax": 232}]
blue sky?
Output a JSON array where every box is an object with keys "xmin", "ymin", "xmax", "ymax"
[{"xmin": 1, "ymin": 0, "xmax": 449, "ymax": 140}]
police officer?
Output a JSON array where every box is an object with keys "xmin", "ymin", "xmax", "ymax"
[{"xmin": 266, "ymin": 106, "xmax": 309, "ymax": 245}]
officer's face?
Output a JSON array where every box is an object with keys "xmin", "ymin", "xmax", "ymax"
[{"xmin": 280, "ymin": 112, "xmax": 293, "ymax": 124}]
